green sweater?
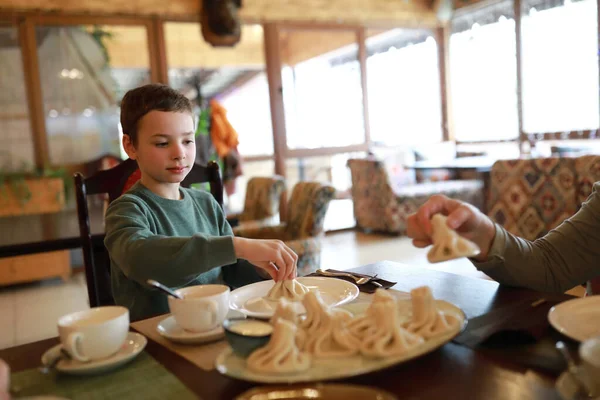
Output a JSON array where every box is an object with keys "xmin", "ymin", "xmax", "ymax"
[{"xmin": 104, "ymin": 182, "xmax": 262, "ymax": 321}]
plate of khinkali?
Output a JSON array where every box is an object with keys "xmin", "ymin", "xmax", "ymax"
[
  {"xmin": 217, "ymin": 286, "xmax": 466, "ymax": 383},
  {"xmin": 229, "ymin": 277, "xmax": 360, "ymax": 319}
]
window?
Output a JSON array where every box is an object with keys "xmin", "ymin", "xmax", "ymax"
[
  {"xmin": 280, "ymin": 29, "xmax": 366, "ymax": 150},
  {"xmin": 521, "ymin": 0, "xmax": 599, "ymax": 133},
  {"xmin": 450, "ymin": 3, "xmax": 519, "ymax": 142},
  {"xmin": 0, "ymin": 23, "xmax": 35, "ymax": 171},
  {"xmin": 36, "ymin": 25, "xmax": 150, "ymax": 165},
  {"xmin": 366, "ymin": 29, "xmax": 443, "ymax": 146}
]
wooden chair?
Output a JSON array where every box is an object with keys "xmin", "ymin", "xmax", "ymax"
[{"xmin": 74, "ymin": 159, "xmax": 223, "ymax": 308}]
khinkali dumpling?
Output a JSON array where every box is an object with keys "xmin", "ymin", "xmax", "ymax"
[
  {"xmin": 246, "ymin": 319, "xmax": 311, "ymax": 374},
  {"xmin": 346, "ymin": 289, "xmax": 396, "ymax": 340},
  {"xmin": 266, "ymin": 279, "xmax": 310, "ymax": 301},
  {"xmin": 298, "ymin": 291, "xmax": 361, "ymax": 358},
  {"xmin": 427, "ymin": 214, "xmax": 480, "ymax": 263},
  {"xmin": 404, "ymin": 286, "xmax": 460, "ymax": 339},
  {"xmin": 359, "ymin": 300, "xmax": 424, "ymax": 358}
]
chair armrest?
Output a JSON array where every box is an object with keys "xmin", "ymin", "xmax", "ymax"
[{"xmin": 233, "ymin": 224, "xmax": 287, "ymax": 240}]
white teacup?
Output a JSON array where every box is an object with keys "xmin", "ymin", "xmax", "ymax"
[
  {"xmin": 579, "ymin": 336, "xmax": 600, "ymax": 396},
  {"xmin": 57, "ymin": 306, "xmax": 129, "ymax": 363},
  {"xmin": 168, "ymin": 284, "xmax": 230, "ymax": 333}
]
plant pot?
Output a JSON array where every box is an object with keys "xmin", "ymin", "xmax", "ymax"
[{"xmin": 0, "ymin": 177, "xmax": 66, "ymax": 217}]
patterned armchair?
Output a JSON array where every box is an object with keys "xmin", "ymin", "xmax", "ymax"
[
  {"xmin": 233, "ymin": 181, "xmax": 336, "ymax": 276},
  {"xmin": 487, "ymin": 155, "xmax": 600, "ymax": 240},
  {"xmin": 347, "ymin": 158, "xmax": 484, "ymax": 235},
  {"xmin": 227, "ymin": 176, "xmax": 286, "ymax": 227}
]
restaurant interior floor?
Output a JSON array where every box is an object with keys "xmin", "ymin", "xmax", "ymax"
[{"xmin": 0, "ymin": 199, "xmax": 586, "ymax": 350}]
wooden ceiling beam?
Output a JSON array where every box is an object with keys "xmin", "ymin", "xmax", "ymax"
[{"xmin": 0, "ymin": 0, "xmax": 439, "ymax": 26}]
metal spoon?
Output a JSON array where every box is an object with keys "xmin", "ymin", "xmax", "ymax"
[
  {"xmin": 316, "ymin": 269, "xmax": 378, "ymax": 285},
  {"xmin": 556, "ymin": 341, "xmax": 594, "ymax": 399},
  {"xmin": 39, "ymin": 348, "xmax": 71, "ymax": 374},
  {"xmin": 147, "ymin": 279, "xmax": 184, "ymax": 299}
]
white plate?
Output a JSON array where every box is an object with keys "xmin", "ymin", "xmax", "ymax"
[
  {"xmin": 157, "ymin": 310, "xmax": 246, "ymax": 344},
  {"xmin": 229, "ymin": 277, "xmax": 360, "ymax": 319},
  {"xmin": 548, "ymin": 296, "xmax": 600, "ymax": 342},
  {"xmin": 216, "ymin": 298, "xmax": 466, "ymax": 384},
  {"xmin": 41, "ymin": 332, "xmax": 146, "ymax": 376}
]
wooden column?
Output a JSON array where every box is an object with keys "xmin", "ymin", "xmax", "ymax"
[
  {"xmin": 19, "ymin": 17, "xmax": 49, "ymax": 168},
  {"xmin": 514, "ymin": 0, "xmax": 525, "ymax": 153},
  {"xmin": 148, "ymin": 18, "xmax": 169, "ymax": 84},
  {"xmin": 263, "ymin": 23, "xmax": 287, "ymax": 177},
  {"xmin": 435, "ymin": 24, "xmax": 453, "ymax": 142},
  {"xmin": 598, "ymin": 0, "xmax": 600, "ymax": 123},
  {"xmin": 357, "ymin": 28, "xmax": 372, "ymax": 148},
  {"xmin": 263, "ymin": 23, "xmax": 288, "ymax": 218}
]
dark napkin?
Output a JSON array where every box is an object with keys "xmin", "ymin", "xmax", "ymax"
[
  {"xmin": 306, "ymin": 269, "xmax": 396, "ymax": 293},
  {"xmin": 453, "ymin": 297, "xmax": 562, "ymax": 348}
]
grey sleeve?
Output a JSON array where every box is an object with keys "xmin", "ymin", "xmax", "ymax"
[
  {"xmin": 472, "ymin": 183, "xmax": 600, "ymax": 292},
  {"xmin": 104, "ymin": 200, "xmax": 237, "ymax": 287}
]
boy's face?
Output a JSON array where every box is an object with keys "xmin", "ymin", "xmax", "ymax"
[{"xmin": 123, "ymin": 110, "xmax": 196, "ymax": 190}]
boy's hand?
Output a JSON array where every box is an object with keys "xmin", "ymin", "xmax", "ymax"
[
  {"xmin": 233, "ymin": 237, "xmax": 298, "ymax": 281},
  {"xmin": 406, "ymin": 194, "xmax": 496, "ymax": 261}
]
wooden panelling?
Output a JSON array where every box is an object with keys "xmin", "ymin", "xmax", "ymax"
[
  {"xmin": 281, "ymin": 29, "xmax": 358, "ymax": 66},
  {"xmin": 0, "ymin": 0, "xmax": 437, "ymax": 25},
  {"xmin": 164, "ymin": 23, "xmax": 265, "ymax": 68},
  {"xmin": 0, "ymin": 250, "xmax": 70, "ymax": 285}
]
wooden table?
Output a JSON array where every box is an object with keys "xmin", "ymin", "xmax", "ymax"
[{"xmin": 0, "ymin": 261, "xmax": 572, "ymax": 399}]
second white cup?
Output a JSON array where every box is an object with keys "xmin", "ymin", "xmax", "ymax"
[{"xmin": 168, "ymin": 284, "xmax": 230, "ymax": 333}]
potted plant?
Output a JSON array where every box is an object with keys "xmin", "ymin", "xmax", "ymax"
[{"xmin": 0, "ymin": 165, "xmax": 72, "ymax": 217}]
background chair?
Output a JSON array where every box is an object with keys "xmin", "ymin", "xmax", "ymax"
[
  {"xmin": 74, "ymin": 159, "xmax": 223, "ymax": 308},
  {"xmin": 347, "ymin": 158, "xmax": 484, "ymax": 235},
  {"xmin": 227, "ymin": 176, "xmax": 286, "ymax": 228},
  {"xmin": 233, "ymin": 181, "xmax": 336, "ymax": 276}
]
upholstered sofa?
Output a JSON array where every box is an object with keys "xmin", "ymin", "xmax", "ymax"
[
  {"xmin": 233, "ymin": 181, "xmax": 336, "ymax": 276},
  {"xmin": 347, "ymin": 158, "xmax": 484, "ymax": 235},
  {"xmin": 487, "ymin": 155, "xmax": 600, "ymax": 240}
]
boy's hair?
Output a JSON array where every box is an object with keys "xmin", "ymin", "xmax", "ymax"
[{"xmin": 120, "ymin": 84, "xmax": 193, "ymax": 146}]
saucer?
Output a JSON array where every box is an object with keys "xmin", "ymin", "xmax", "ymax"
[
  {"xmin": 157, "ymin": 309, "xmax": 246, "ymax": 345},
  {"xmin": 41, "ymin": 332, "xmax": 146, "ymax": 376}
]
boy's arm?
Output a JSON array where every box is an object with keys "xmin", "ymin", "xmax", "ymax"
[
  {"xmin": 104, "ymin": 199, "xmax": 237, "ymax": 287},
  {"xmin": 214, "ymin": 198, "xmax": 271, "ymax": 285}
]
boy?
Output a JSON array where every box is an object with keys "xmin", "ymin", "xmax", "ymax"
[{"xmin": 104, "ymin": 84, "xmax": 297, "ymax": 321}]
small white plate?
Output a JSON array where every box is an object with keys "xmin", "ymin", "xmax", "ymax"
[
  {"xmin": 157, "ymin": 309, "xmax": 246, "ymax": 344},
  {"xmin": 229, "ymin": 277, "xmax": 359, "ymax": 319},
  {"xmin": 216, "ymin": 298, "xmax": 466, "ymax": 384},
  {"xmin": 548, "ymin": 296, "xmax": 600, "ymax": 342},
  {"xmin": 41, "ymin": 332, "xmax": 146, "ymax": 376}
]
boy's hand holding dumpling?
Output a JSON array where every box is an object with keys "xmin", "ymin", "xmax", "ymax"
[{"xmin": 233, "ymin": 237, "xmax": 297, "ymax": 281}]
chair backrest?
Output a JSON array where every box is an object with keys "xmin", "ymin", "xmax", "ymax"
[
  {"xmin": 239, "ymin": 176, "xmax": 286, "ymax": 222},
  {"xmin": 284, "ymin": 181, "xmax": 336, "ymax": 239},
  {"xmin": 487, "ymin": 157, "xmax": 578, "ymax": 241},
  {"xmin": 74, "ymin": 159, "xmax": 223, "ymax": 308}
]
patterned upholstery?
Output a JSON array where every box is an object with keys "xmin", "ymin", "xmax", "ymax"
[
  {"xmin": 487, "ymin": 155, "xmax": 600, "ymax": 295},
  {"xmin": 233, "ymin": 181, "xmax": 336, "ymax": 276},
  {"xmin": 487, "ymin": 157, "xmax": 580, "ymax": 241},
  {"xmin": 228, "ymin": 176, "xmax": 286, "ymax": 226},
  {"xmin": 347, "ymin": 158, "xmax": 484, "ymax": 235}
]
